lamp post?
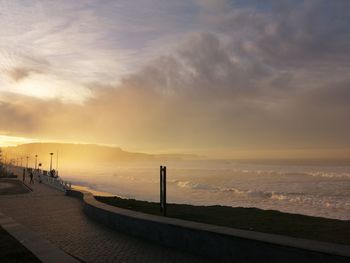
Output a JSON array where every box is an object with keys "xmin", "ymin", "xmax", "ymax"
[
  {"xmin": 26, "ymin": 156, "xmax": 29, "ymax": 169},
  {"xmin": 35, "ymin": 155, "xmax": 38, "ymax": 170},
  {"xmin": 56, "ymin": 150, "xmax": 59, "ymax": 176},
  {"xmin": 4, "ymin": 154, "xmax": 7, "ymax": 173},
  {"xmin": 49, "ymin": 153, "xmax": 54, "ymax": 171}
]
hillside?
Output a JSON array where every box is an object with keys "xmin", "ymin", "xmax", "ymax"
[{"xmin": 1, "ymin": 143, "xmax": 198, "ymax": 169}]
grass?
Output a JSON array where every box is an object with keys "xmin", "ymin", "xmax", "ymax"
[
  {"xmin": 0, "ymin": 226, "xmax": 40, "ymax": 263},
  {"xmin": 96, "ymin": 196, "xmax": 350, "ymax": 245}
]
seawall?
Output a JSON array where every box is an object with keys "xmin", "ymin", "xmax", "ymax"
[{"xmin": 66, "ymin": 189, "xmax": 350, "ymax": 263}]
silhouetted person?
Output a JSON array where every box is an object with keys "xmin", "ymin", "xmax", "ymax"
[
  {"xmin": 29, "ymin": 171, "xmax": 34, "ymax": 184},
  {"xmin": 22, "ymin": 168, "xmax": 26, "ymax": 182},
  {"xmin": 50, "ymin": 169, "xmax": 56, "ymax": 178}
]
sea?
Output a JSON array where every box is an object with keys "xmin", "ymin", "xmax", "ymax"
[{"xmin": 58, "ymin": 159, "xmax": 350, "ymax": 220}]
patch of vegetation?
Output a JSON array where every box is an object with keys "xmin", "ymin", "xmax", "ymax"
[{"xmin": 96, "ymin": 196, "xmax": 350, "ymax": 245}]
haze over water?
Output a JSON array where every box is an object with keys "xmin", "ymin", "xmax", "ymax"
[{"xmin": 60, "ymin": 160, "xmax": 350, "ymax": 220}]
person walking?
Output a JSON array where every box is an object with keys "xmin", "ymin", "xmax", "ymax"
[
  {"xmin": 22, "ymin": 168, "xmax": 26, "ymax": 182},
  {"xmin": 29, "ymin": 171, "xmax": 34, "ymax": 184}
]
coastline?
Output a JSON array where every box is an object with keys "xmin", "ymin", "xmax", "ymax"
[{"xmin": 95, "ymin": 195, "xmax": 350, "ymax": 245}]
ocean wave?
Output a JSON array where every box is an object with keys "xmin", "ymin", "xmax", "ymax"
[
  {"xmin": 223, "ymin": 168, "xmax": 350, "ymax": 179},
  {"xmin": 247, "ymin": 170, "xmax": 350, "ymax": 179},
  {"xmin": 308, "ymin": 172, "xmax": 350, "ymax": 178},
  {"xmin": 172, "ymin": 180, "xmax": 276, "ymax": 198},
  {"xmin": 243, "ymin": 170, "xmax": 350, "ymax": 179},
  {"xmin": 220, "ymin": 187, "xmax": 274, "ymax": 198},
  {"xmin": 171, "ymin": 179, "xmax": 348, "ymax": 208},
  {"xmin": 175, "ymin": 180, "xmax": 219, "ymax": 191}
]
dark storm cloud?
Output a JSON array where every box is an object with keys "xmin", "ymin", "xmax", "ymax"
[{"xmin": 235, "ymin": 1, "xmax": 350, "ymax": 67}]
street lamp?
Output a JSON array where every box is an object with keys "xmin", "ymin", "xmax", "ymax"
[
  {"xmin": 35, "ymin": 155, "xmax": 38, "ymax": 170},
  {"xmin": 49, "ymin": 153, "xmax": 54, "ymax": 171},
  {"xmin": 26, "ymin": 156, "xmax": 29, "ymax": 169}
]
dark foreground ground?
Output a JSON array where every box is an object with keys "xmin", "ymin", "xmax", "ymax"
[
  {"xmin": 0, "ymin": 179, "xmax": 39, "ymax": 262},
  {"xmin": 0, "ymin": 225, "xmax": 40, "ymax": 263},
  {"xmin": 0, "ymin": 178, "xmax": 30, "ymax": 195},
  {"xmin": 96, "ymin": 196, "xmax": 350, "ymax": 245}
]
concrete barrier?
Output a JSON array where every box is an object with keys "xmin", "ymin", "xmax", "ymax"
[{"xmin": 66, "ymin": 189, "xmax": 350, "ymax": 263}]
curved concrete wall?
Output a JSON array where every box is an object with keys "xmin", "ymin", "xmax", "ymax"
[{"xmin": 67, "ymin": 189, "xmax": 350, "ymax": 263}]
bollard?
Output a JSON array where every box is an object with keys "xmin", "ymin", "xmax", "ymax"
[
  {"xmin": 160, "ymin": 166, "xmax": 163, "ymax": 212},
  {"xmin": 160, "ymin": 165, "xmax": 167, "ymax": 216},
  {"xmin": 163, "ymin": 166, "xmax": 166, "ymax": 216}
]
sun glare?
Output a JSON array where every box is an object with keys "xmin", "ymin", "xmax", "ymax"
[
  {"xmin": 0, "ymin": 135, "xmax": 39, "ymax": 147},
  {"xmin": 13, "ymin": 74, "xmax": 91, "ymax": 103}
]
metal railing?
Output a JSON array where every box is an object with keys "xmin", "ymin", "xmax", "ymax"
[
  {"xmin": 6, "ymin": 165, "xmax": 72, "ymax": 192},
  {"xmin": 34, "ymin": 170, "xmax": 72, "ymax": 192}
]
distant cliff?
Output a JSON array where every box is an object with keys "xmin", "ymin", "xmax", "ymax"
[{"xmin": 2, "ymin": 143, "xmax": 199, "ymax": 168}]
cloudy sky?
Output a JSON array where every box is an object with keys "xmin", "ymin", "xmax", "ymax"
[{"xmin": 0, "ymin": 0, "xmax": 349, "ymax": 158}]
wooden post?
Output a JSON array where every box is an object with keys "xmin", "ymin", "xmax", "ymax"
[
  {"xmin": 160, "ymin": 166, "xmax": 163, "ymax": 213},
  {"xmin": 163, "ymin": 166, "xmax": 167, "ymax": 216},
  {"xmin": 160, "ymin": 165, "xmax": 167, "ymax": 216}
]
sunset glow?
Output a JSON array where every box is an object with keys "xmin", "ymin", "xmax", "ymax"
[
  {"xmin": 0, "ymin": 135, "xmax": 39, "ymax": 147},
  {"xmin": 0, "ymin": 0, "xmax": 349, "ymax": 159},
  {"xmin": 0, "ymin": 3, "xmax": 350, "ymax": 260}
]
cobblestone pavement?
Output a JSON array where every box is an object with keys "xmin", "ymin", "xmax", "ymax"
[{"xmin": 0, "ymin": 180, "xmax": 212, "ymax": 263}]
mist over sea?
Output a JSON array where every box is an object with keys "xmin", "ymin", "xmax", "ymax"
[{"xmin": 59, "ymin": 160, "xmax": 350, "ymax": 220}]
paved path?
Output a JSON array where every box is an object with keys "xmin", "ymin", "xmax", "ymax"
[
  {"xmin": 0, "ymin": 178, "xmax": 30, "ymax": 195},
  {"xmin": 0, "ymin": 180, "xmax": 212, "ymax": 263}
]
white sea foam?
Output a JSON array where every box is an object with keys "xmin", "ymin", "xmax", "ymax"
[
  {"xmin": 308, "ymin": 171, "xmax": 350, "ymax": 178},
  {"xmin": 175, "ymin": 180, "xmax": 217, "ymax": 190}
]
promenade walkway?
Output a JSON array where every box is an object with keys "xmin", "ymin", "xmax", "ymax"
[{"xmin": 0, "ymin": 179, "xmax": 211, "ymax": 263}]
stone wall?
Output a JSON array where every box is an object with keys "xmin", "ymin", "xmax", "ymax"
[{"xmin": 67, "ymin": 189, "xmax": 350, "ymax": 263}]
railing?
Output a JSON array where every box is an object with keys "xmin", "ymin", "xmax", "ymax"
[
  {"xmin": 6, "ymin": 165, "xmax": 72, "ymax": 192},
  {"xmin": 34, "ymin": 170, "xmax": 72, "ymax": 192}
]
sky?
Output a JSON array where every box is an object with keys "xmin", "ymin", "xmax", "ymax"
[{"xmin": 0, "ymin": 0, "xmax": 350, "ymax": 158}]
